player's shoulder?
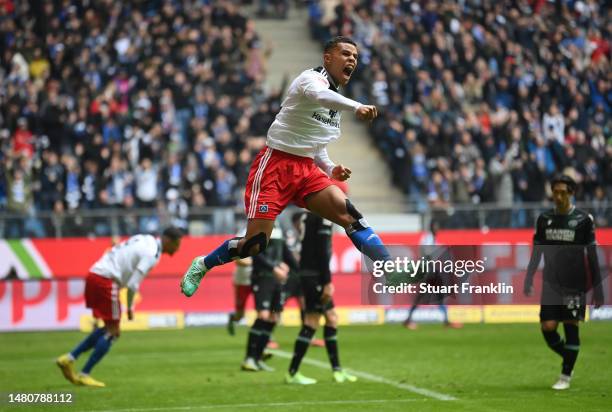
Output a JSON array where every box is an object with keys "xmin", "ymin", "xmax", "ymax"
[
  {"xmin": 132, "ymin": 234, "xmax": 159, "ymax": 253},
  {"xmin": 572, "ymin": 208, "xmax": 594, "ymax": 225},
  {"xmin": 297, "ymin": 67, "xmax": 329, "ymax": 86},
  {"xmin": 537, "ymin": 209, "xmax": 555, "ymax": 222}
]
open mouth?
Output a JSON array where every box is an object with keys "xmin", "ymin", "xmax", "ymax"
[{"xmin": 343, "ymin": 66, "xmax": 354, "ymax": 76}]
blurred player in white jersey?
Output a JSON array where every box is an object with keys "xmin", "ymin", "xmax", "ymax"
[
  {"xmin": 181, "ymin": 36, "xmax": 392, "ymax": 297},
  {"xmin": 56, "ymin": 227, "xmax": 183, "ymax": 387}
]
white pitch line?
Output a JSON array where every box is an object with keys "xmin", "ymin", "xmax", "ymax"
[
  {"xmin": 268, "ymin": 349, "xmax": 457, "ymax": 401},
  {"xmin": 84, "ymin": 398, "xmax": 424, "ymax": 412}
]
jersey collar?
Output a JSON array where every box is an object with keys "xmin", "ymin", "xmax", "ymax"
[
  {"xmin": 314, "ymin": 66, "xmax": 339, "ymax": 92},
  {"xmin": 554, "ymin": 205, "xmax": 575, "ymax": 216}
]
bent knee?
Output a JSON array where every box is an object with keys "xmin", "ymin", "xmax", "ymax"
[
  {"xmin": 304, "ymin": 314, "xmax": 321, "ymax": 329},
  {"xmin": 238, "ymin": 233, "xmax": 269, "ymax": 257},
  {"xmin": 325, "ymin": 311, "xmax": 338, "ymax": 327},
  {"xmin": 540, "ymin": 321, "xmax": 558, "ymax": 332}
]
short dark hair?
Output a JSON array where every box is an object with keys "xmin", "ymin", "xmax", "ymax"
[
  {"xmin": 324, "ymin": 36, "xmax": 357, "ymax": 53},
  {"xmin": 162, "ymin": 226, "xmax": 184, "ymax": 241},
  {"xmin": 550, "ymin": 175, "xmax": 576, "ymax": 193}
]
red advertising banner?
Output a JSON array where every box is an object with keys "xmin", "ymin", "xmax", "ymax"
[
  {"xmin": 7, "ymin": 229, "xmax": 609, "ymax": 279},
  {"xmin": 1, "ymin": 229, "xmax": 611, "ymax": 331}
]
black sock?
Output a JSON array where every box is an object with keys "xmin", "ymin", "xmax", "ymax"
[
  {"xmin": 289, "ymin": 325, "xmax": 316, "ymax": 375},
  {"xmin": 246, "ymin": 319, "xmax": 266, "ymax": 359},
  {"xmin": 405, "ymin": 304, "xmax": 418, "ymax": 324},
  {"xmin": 255, "ymin": 320, "xmax": 276, "ymax": 360},
  {"xmin": 324, "ymin": 326, "xmax": 340, "ymax": 371},
  {"xmin": 562, "ymin": 324, "xmax": 580, "ymax": 376},
  {"xmin": 542, "ymin": 329, "xmax": 565, "ymax": 357},
  {"xmin": 300, "ymin": 309, "xmax": 305, "ymax": 324}
]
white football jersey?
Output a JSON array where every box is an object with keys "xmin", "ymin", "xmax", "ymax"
[
  {"xmin": 90, "ymin": 234, "xmax": 161, "ymax": 291},
  {"xmin": 266, "ymin": 67, "xmax": 361, "ymax": 161}
]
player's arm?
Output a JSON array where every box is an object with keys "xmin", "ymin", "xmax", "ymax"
[
  {"xmin": 252, "ymin": 253, "xmax": 276, "ymax": 272},
  {"xmin": 301, "ymin": 73, "xmax": 377, "ymax": 120},
  {"xmin": 314, "ymin": 147, "xmax": 352, "ymax": 181},
  {"xmin": 587, "ymin": 245, "xmax": 604, "ymax": 308},
  {"xmin": 524, "ymin": 246, "xmax": 542, "ymax": 296},
  {"xmin": 253, "ymin": 252, "xmax": 288, "ymax": 282},
  {"xmin": 585, "ymin": 216, "xmax": 604, "ymax": 308},
  {"xmin": 126, "ymin": 253, "xmax": 157, "ymax": 320},
  {"xmin": 524, "ymin": 217, "xmax": 544, "ymax": 296},
  {"xmin": 282, "ymin": 242, "xmax": 299, "ymax": 272},
  {"xmin": 126, "ymin": 269, "xmax": 146, "ymax": 320}
]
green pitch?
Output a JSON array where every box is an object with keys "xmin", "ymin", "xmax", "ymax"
[{"xmin": 1, "ymin": 323, "xmax": 610, "ymax": 411}]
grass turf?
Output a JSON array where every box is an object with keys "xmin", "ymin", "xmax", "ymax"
[{"xmin": 1, "ymin": 322, "xmax": 610, "ymax": 411}]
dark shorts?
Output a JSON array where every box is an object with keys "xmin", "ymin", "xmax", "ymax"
[
  {"xmin": 301, "ymin": 272, "xmax": 334, "ymax": 314},
  {"xmin": 284, "ymin": 274, "xmax": 303, "ymax": 299},
  {"xmin": 540, "ymin": 295, "xmax": 586, "ymax": 322},
  {"xmin": 252, "ymin": 276, "xmax": 285, "ymax": 312}
]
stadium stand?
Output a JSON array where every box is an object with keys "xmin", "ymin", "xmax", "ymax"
[
  {"xmin": 312, "ymin": 0, "xmax": 611, "ymax": 225},
  {"xmin": 0, "ymin": 0, "xmax": 610, "ymax": 236},
  {"xmin": 0, "ymin": 0, "xmax": 281, "ymax": 237}
]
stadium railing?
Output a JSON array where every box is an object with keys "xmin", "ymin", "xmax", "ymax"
[{"xmin": 0, "ymin": 202, "xmax": 609, "ymax": 238}]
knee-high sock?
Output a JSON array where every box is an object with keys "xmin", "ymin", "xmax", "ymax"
[
  {"xmin": 82, "ymin": 333, "xmax": 115, "ymax": 374},
  {"xmin": 203, "ymin": 238, "xmax": 240, "ymax": 270},
  {"xmin": 542, "ymin": 329, "xmax": 565, "ymax": 357},
  {"xmin": 289, "ymin": 325, "xmax": 316, "ymax": 375},
  {"xmin": 346, "ymin": 226, "xmax": 391, "ymax": 263},
  {"xmin": 255, "ymin": 320, "xmax": 276, "ymax": 360},
  {"xmin": 246, "ymin": 319, "xmax": 265, "ymax": 359},
  {"xmin": 71, "ymin": 328, "xmax": 105, "ymax": 359},
  {"xmin": 324, "ymin": 326, "xmax": 340, "ymax": 371},
  {"xmin": 562, "ymin": 323, "xmax": 580, "ymax": 376}
]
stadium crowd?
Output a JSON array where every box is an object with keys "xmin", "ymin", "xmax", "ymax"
[
  {"xmin": 310, "ymin": 0, "xmax": 611, "ymax": 226},
  {"xmin": 0, "ymin": 0, "xmax": 281, "ymax": 237},
  {"xmin": 0, "ymin": 0, "xmax": 610, "ymax": 238}
]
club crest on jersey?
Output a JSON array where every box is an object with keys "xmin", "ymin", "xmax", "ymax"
[
  {"xmin": 568, "ymin": 220, "xmax": 578, "ymax": 228},
  {"xmin": 259, "ymin": 204, "xmax": 269, "ymax": 213},
  {"xmin": 547, "ymin": 219, "xmax": 553, "ymax": 226}
]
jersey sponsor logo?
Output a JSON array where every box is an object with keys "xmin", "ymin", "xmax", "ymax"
[
  {"xmin": 259, "ymin": 204, "xmax": 269, "ymax": 213},
  {"xmin": 545, "ymin": 228, "xmax": 575, "ymax": 242},
  {"xmin": 311, "ymin": 112, "xmax": 340, "ymax": 128}
]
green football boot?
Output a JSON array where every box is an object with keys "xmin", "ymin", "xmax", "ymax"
[
  {"xmin": 285, "ymin": 372, "xmax": 317, "ymax": 385},
  {"xmin": 180, "ymin": 257, "xmax": 207, "ymax": 297},
  {"xmin": 333, "ymin": 369, "xmax": 358, "ymax": 383}
]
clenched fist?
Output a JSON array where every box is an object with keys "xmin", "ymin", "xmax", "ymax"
[{"xmin": 356, "ymin": 105, "xmax": 378, "ymax": 121}]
